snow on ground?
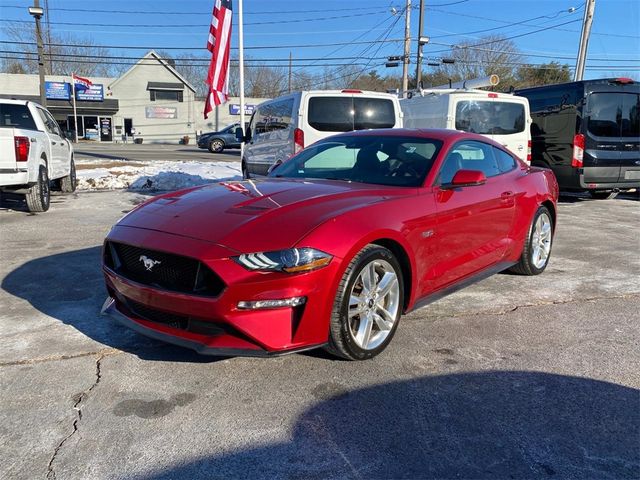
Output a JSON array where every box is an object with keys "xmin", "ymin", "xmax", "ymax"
[{"xmin": 75, "ymin": 159, "xmax": 242, "ymax": 191}]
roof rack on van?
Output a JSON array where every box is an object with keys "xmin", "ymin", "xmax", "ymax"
[{"xmin": 405, "ymin": 74, "xmax": 500, "ymax": 98}]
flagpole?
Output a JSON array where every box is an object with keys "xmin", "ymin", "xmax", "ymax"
[
  {"xmin": 238, "ymin": 0, "xmax": 245, "ymax": 155},
  {"xmin": 71, "ymin": 74, "xmax": 78, "ymax": 143}
]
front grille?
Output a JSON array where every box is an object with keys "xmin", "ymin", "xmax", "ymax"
[
  {"xmin": 104, "ymin": 241, "xmax": 225, "ymax": 297},
  {"xmin": 122, "ymin": 297, "xmax": 225, "ymax": 336}
]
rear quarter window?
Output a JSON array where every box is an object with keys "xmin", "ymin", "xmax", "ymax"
[{"xmin": 0, "ymin": 104, "xmax": 37, "ymax": 130}]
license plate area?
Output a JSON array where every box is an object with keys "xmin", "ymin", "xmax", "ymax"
[{"xmin": 624, "ymin": 170, "xmax": 640, "ymax": 180}]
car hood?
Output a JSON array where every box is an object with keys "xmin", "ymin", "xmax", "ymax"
[{"xmin": 117, "ymin": 178, "xmax": 412, "ymax": 252}]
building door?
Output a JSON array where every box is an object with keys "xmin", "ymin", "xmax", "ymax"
[
  {"xmin": 83, "ymin": 116, "xmax": 99, "ymax": 140},
  {"xmin": 67, "ymin": 115, "xmax": 84, "ymax": 139},
  {"xmin": 100, "ymin": 117, "xmax": 113, "ymax": 142},
  {"xmin": 124, "ymin": 118, "xmax": 133, "ymax": 136}
]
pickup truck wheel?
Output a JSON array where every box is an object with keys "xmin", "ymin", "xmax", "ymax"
[
  {"xmin": 60, "ymin": 157, "xmax": 77, "ymax": 193},
  {"xmin": 25, "ymin": 165, "xmax": 50, "ymax": 212},
  {"xmin": 208, "ymin": 139, "xmax": 225, "ymax": 153},
  {"xmin": 242, "ymin": 161, "xmax": 250, "ymax": 179}
]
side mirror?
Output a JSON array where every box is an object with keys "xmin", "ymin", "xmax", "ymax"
[
  {"xmin": 448, "ymin": 169, "xmax": 487, "ymax": 187},
  {"xmin": 235, "ymin": 127, "xmax": 250, "ymax": 143}
]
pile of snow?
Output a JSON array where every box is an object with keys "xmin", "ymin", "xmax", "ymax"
[{"xmin": 76, "ymin": 160, "xmax": 242, "ymax": 191}]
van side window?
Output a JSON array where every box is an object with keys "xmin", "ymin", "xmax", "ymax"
[
  {"xmin": 454, "ymin": 101, "xmax": 525, "ymax": 135},
  {"xmin": 438, "ymin": 141, "xmax": 500, "ymax": 184},
  {"xmin": 255, "ymin": 98, "xmax": 294, "ymax": 135}
]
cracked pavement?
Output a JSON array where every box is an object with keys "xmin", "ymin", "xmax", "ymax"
[{"xmin": 0, "ymin": 190, "xmax": 639, "ymax": 479}]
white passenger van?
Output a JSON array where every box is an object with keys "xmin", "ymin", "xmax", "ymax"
[
  {"xmin": 401, "ymin": 76, "xmax": 532, "ymax": 163},
  {"xmin": 241, "ymin": 90, "xmax": 403, "ymax": 177}
]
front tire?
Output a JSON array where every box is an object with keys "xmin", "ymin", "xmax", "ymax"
[
  {"xmin": 326, "ymin": 245, "xmax": 404, "ymax": 360},
  {"xmin": 242, "ymin": 161, "xmax": 250, "ymax": 179},
  {"xmin": 208, "ymin": 139, "xmax": 224, "ymax": 153},
  {"xmin": 509, "ymin": 206, "xmax": 553, "ymax": 275},
  {"xmin": 25, "ymin": 164, "xmax": 50, "ymax": 213},
  {"xmin": 60, "ymin": 157, "xmax": 76, "ymax": 193}
]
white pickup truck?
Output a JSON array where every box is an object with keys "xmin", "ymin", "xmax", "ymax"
[{"xmin": 0, "ymin": 99, "xmax": 76, "ymax": 212}]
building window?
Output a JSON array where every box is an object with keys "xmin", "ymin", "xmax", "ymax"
[{"xmin": 150, "ymin": 90, "xmax": 183, "ymax": 102}]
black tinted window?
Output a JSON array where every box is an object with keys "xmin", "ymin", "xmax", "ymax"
[
  {"xmin": 308, "ymin": 97, "xmax": 396, "ymax": 132},
  {"xmin": 0, "ymin": 104, "xmax": 37, "ymax": 130},
  {"xmin": 588, "ymin": 92, "xmax": 640, "ymax": 138},
  {"xmin": 271, "ymin": 135, "xmax": 442, "ymax": 187},
  {"xmin": 455, "ymin": 101, "xmax": 525, "ymax": 135},
  {"xmin": 621, "ymin": 93, "xmax": 640, "ymax": 137}
]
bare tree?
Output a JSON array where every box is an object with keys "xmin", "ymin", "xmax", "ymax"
[
  {"xmin": 1, "ymin": 23, "xmax": 112, "ymax": 76},
  {"xmin": 438, "ymin": 35, "xmax": 524, "ymax": 87}
]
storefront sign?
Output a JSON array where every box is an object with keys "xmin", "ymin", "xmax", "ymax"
[
  {"xmin": 145, "ymin": 106, "xmax": 178, "ymax": 119},
  {"xmin": 76, "ymin": 84, "xmax": 104, "ymax": 102},
  {"xmin": 45, "ymin": 82, "xmax": 71, "ymax": 100},
  {"xmin": 229, "ymin": 104, "xmax": 255, "ymax": 115}
]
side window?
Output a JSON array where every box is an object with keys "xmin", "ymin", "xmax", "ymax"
[
  {"xmin": 44, "ymin": 110, "xmax": 62, "ymax": 137},
  {"xmin": 494, "ymin": 147, "xmax": 517, "ymax": 173},
  {"xmin": 37, "ymin": 109, "xmax": 58, "ymax": 136},
  {"xmin": 438, "ymin": 141, "xmax": 500, "ymax": 184},
  {"xmin": 258, "ymin": 98, "xmax": 294, "ymax": 134}
]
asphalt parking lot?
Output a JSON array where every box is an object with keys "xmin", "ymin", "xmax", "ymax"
[
  {"xmin": 74, "ymin": 142, "xmax": 240, "ymax": 164},
  {"xmin": 0, "ymin": 191, "xmax": 638, "ymax": 480}
]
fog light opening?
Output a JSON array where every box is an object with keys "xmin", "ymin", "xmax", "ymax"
[{"xmin": 237, "ymin": 297, "xmax": 307, "ymax": 310}]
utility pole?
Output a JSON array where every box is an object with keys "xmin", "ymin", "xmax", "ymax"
[
  {"xmin": 44, "ymin": 0, "xmax": 52, "ymax": 73},
  {"xmin": 29, "ymin": 0, "xmax": 47, "ymax": 107},
  {"xmin": 402, "ymin": 0, "xmax": 411, "ymax": 97},
  {"xmin": 415, "ymin": 0, "xmax": 425, "ymax": 88},
  {"xmin": 288, "ymin": 52, "xmax": 292, "ymax": 93},
  {"xmin": 574, "ymin": 0, "xmax": 596, "ymax": 81}
]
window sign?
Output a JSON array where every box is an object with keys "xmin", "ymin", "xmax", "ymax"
[
  {"xmin": 45, "ymin": 82, "xmax": 71, "ymax": 100},
  {"xmin": 229, "ymin": 104, "xmax": 255, "ymax": 115},
  {"xmin": 76, "ymin": 84, "xmax": 104, "ymax": 102},
  {"xmin": 145, "ymin": 106, "xmax": 178, "ymax": 119}
]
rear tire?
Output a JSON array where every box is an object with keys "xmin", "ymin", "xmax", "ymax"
[
  {"xmin": 25, "ymin": 164, "xmax": 50, "ymax": 213},
  {"xmin": 509, "ymin": 206, "xmax": 553, "ymax": 275},
  {"xmin": 60, "ymin": 157, "xmax": 77, "ymax": 193},
  {"xmin": 325, "ymin": 245, "xmax": 404, "ymax": 360},
  {"xmin": 242, "ymin": 161, "xmax": 250, "ymax": 179}
]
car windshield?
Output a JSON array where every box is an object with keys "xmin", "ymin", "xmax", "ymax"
[{"xmin": 270, "ymin": 135, "xmax": 443, "ymax": 187}]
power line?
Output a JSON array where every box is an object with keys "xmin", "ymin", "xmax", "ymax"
[{"xmin": 0, "ymin": 11, "xmax": 392, "ymax": 28}]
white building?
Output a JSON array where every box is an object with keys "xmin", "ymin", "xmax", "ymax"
[{"xmin": 0, "ymin": 51, "xmax": 268, "ymax": 144}]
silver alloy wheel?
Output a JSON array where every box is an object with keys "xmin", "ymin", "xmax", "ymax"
[
  {"xmin": 347, "ymin": 259, "xmax": 400, "ymax": 350},
  {"xmin": 210, "ymin": 139, "xmax": 224, "ymax": 152},
  {"xmin": 531, "ymin": 212, "xmax": 552, "ymax": 269}
]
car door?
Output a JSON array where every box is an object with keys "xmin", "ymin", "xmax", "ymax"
[
  {"xmin": 431, "ymin": 140, "xmax": 516, "ymax": 289},
  {"xmin": 37, "ymin": 108, "xmax": 68, "ymax": 178}
]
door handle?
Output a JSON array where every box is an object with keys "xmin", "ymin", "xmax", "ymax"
[{"xmin": 51, "ymin": 141, "xmax": 57, "ymax": 145}]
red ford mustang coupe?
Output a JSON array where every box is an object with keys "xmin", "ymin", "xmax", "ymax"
[{"xmin": 102, "ymin": 129, "xmax": 558, "ymax": 360}]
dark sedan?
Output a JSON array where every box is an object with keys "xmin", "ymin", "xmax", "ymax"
[{"xmin": 197, "ymin": 123, "xmax": 242, "ymax": 153}]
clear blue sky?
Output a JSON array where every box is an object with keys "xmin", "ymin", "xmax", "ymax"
[{"xmin": 1, "ymin": 0, "xmax": 638, "ymax": 80}]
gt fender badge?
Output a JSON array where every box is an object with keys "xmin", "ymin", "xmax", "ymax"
[
  {"xmin": 422, "ymin": 230, "xmax": 434, "ymax": 238},
  {"xmin": 139, "ymin": 255, "xmax": 161, "ymax": 271}
]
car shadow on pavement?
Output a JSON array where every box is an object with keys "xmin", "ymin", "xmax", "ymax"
[
  {"xmin": 1, "ymin": 246, "xmax": 225, "ymax": 363},
  {"xmin": 135, "ymin": 371, "xmax": 639, "ymax": 480}
]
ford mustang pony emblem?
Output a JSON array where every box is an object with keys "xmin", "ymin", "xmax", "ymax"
[{"xmin": 139, "ymin": 255, "xmax": 161, "ymax": 271}]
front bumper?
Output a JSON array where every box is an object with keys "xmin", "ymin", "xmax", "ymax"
[{"xmin": 102, "ymin": 227, "xmax": 340, "ymax": 356}]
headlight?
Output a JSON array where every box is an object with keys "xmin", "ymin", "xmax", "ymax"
[{"xmin": 233, "ymin": 248, "xmax": 332, "ymax": 273}]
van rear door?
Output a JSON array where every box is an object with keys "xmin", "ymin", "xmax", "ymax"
[{"xmin": 583, "ymin": 88, "xmax": 640, "ymax": 185}]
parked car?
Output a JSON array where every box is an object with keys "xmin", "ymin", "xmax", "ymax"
[
  {"xmin": 197, "ymin": 123, "xmax": 244, "ymax": 153},
  {"xmin": 101, "ymin": 128, "xmax": 557, "ymax": 360},
  {"xmin": 239, "ymin": 89, "xmax": 403, "ymax": 178},
  {"xmin": 0, "ymin": 99, "xmax": 76, "ymax": 212},
  {"xmin": 401, "ymin": 78, "xmax": 532, "ymax": 164},
  {"xmin": 515, "ymin": 78, "xmax": 640, "ymax": 198}
]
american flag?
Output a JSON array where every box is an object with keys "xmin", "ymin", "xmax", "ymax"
[
  {"xmin": 204, "ymin": 0, "xmax": 233, "ymax": 119},
  {"xmin": 72, "ymin": 73, "xmax": 93, "ymax": 92}
]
